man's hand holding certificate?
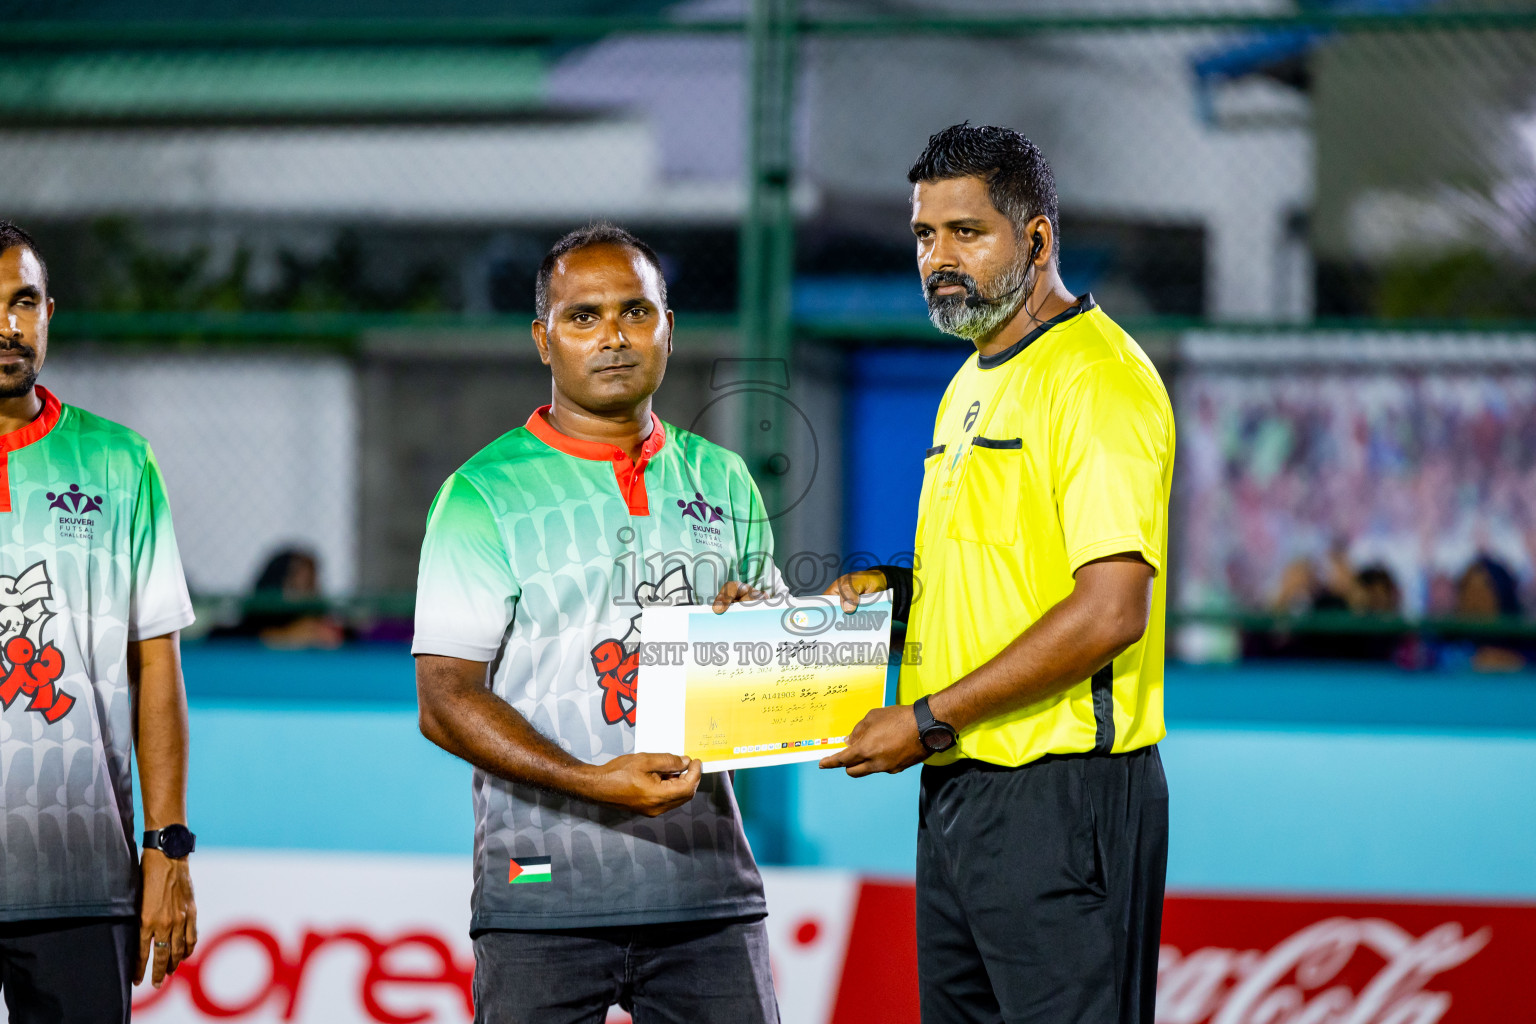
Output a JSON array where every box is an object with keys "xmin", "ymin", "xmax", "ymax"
[{"xmin": 636, "ymin": 592, "xmax": 894, "ymax": 771}]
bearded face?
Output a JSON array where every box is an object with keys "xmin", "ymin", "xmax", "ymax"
[{"xmin": 923, "ymin": 258, "xmax": 1032, "ymax": 341}]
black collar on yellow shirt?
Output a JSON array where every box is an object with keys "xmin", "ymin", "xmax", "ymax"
[{"xmin": 976, "ymin": 292, "xmax": 1097, "ymax": 370}]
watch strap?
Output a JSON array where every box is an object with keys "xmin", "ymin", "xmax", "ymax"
[
  {"xmin": 913, "ymin": 696, "xmax": 958, "ymax": 752},
  {"xmin": 913, "ymin": 695, "xmax": 938, "ymax": 734}
]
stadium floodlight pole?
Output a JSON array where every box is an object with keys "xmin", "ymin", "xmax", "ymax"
[{"xmin": 737, "ymin": 0, "xmax": 798, "ymax": 864}]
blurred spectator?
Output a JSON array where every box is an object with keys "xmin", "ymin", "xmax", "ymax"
[
  {"xmin": 1442, "ymin": 554, "xmax": 1527, "ymax": 672},
  {"xmin": 1250, "ymin": 553, "xmax": 1406, "ymax": 662},
  {"xmin": 1352, "ymin": 565, "xmax": 1402, "ymax": 615},
  {"xmin": 211, "ymin": 547, "xmax": 347, "ymax": 649},
  {"xmin": 1270, "ymin": 557, "xmax": 1341, "ymax": 615},
  {"xmin": 1345, "ymin": 563, "xmax": 1411, "ymax": 664},
  {"xmin": 1456, "ymin": 555, "xmax": 1521, "ymax": 619}
]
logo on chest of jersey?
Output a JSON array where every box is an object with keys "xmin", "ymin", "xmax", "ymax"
[
  {"xmin": 47, "ymin": 484, "xmax": 105, "ymax": 540},
  {"xmin": 678, "ymin": 491, "xmax": 726, "ymax": 548},
  {"xmin": 590, "ymin": 565, "xmax": 693, "ymax": 727},
  {"xmin": 0, "ymin": 562, "xmax": 75, "ymax": 724}
]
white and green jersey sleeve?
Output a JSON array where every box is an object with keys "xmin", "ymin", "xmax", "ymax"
[
  {"xmin": 414, "ymin": 473, "xmax": 520, "ymax": 662},
  {"xmin": 0, "ymin": 387, "xmax": 195, "ymax": 920},
  {"xmin": 413, "ymin": 408, "xmax": 777, "ymax": 931}
]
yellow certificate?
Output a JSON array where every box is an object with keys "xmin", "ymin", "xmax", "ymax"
[{"xmin": 636, "ymin": 594, "xmax": 893, "ymax": 771}]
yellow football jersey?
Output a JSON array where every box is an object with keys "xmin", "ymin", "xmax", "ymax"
[{"xmin": 899, "ymin": 295, "xmax": 1175, "ymax": 766}]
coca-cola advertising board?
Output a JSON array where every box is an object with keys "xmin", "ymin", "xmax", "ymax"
[
  {"xmin": 1158, "ymin": 895, "xmax": 1535, "ymax": 1024},
  {"xmin": 16, "ymin": 852, "xmax": 1522, "ymax": 1024}
]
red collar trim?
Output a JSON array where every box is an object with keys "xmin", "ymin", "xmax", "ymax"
[
  {"xmin": 0, "ymin": 387, "xmax": 62, "ymax": 514},
  {"xmin": 525, "ymin": 406, "xmax": 666, "ymax": 517},
  {"xmin": 524, "ymin": 406, "xmax": 666, "ymax": 462},
  {"xmin": 0, "ymin": 386, "xmax": 62, "ymax": 454}
]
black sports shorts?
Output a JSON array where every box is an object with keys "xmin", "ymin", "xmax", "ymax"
[{"xmin": 916, "ymin": 745, "xmax": 1169, "ymax": 1024}]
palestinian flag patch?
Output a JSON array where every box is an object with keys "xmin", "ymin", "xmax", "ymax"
[{"xmin": 508, "ymin": 856, "xmax": 552, "ymax": 884}]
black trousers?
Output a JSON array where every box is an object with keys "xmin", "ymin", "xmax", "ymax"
[
  {"xmin": 472, "ymin": 916, "xmax": 778, "ymax": 1024},
  {"xmin": 916, "ymin": 746, "xmax": 1169, "ymax": 1024},
  {"xmin": 0, "ymin": 917, "xmax": 135, "ymax": 1024}
]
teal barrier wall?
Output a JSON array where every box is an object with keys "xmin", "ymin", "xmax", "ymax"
[{"xmin": 176, "ymin": 645, "xmax": 1536, "ymax": 897}]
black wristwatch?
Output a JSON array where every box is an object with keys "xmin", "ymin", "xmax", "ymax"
[
  {"xmin": 912, "ymin": 696, "xmax": 958, "ymax": 754},
  {"xmin": 143, "ymin": 825, "xmax": 197, "ymax": 859}
]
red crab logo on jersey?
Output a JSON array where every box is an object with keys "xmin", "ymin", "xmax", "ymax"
[
  {"xmin": 590, "ymin": 566, "xmax": 693, "ymax": 727},
  {"xmin": 0, "ymin": 562, "xmax": 74, "ymax": 723}
]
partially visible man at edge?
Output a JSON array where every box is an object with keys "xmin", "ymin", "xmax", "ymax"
[
  {"xmin": 721, "ymin": 123, "xmax": 1175, "ymax": 1024},
  {"xmin": 413, "ymin": 224, "xmax": 780, "ymax": 1023},
  {"xmin": 0, "ymin": 221, "xmax": 199, "ymax": 1021}
]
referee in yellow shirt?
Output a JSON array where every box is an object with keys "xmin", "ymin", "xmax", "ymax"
[{"xmin": 823, "ymin": 123, "xmax": 1174, "ymax": 1024}]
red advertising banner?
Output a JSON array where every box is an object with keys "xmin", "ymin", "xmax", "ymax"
[
  {"xmin": 828, "ymin": 891, "xmax": 1536, "ymax": 1023},
  {"xmin": 120, "ymin": 854, "xmax": 1535, "ymax": 1024},
  {"xmin": 1159, "ymin": 895, "xmax": 1536, "ymax": 1024}
]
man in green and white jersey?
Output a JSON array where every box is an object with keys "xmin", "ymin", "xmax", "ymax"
[
  {"xmin": 413, "ymin": 224, "xmax": 779, "ymax": 1023},
  {"xmin": 0, "ymin": 222, "xmax": 199, "ymax": 1021}
]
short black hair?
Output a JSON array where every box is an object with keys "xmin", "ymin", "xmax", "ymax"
[
  {"xmin": 0, "ymin": 221, "xmax": 48, "ymax": 292},
  {"xmin": 907, "ymin": 122, "xmax": 1060, "ymax": 255},
  {"xmin": 535, "ymin": 222, "xmax": 668, "ymax": 321}
]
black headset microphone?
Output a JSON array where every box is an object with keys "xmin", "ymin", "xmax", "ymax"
[
  {"xmin": 964, "ymin": 277, "xmax": 1027, "ymax": 309},
  {"xmin": 964, "ymin": 279, "xmax": 1026, "ymax": 309},
  {"xmin": 963, "ymin": 231, "xmax": 1044, "ymax": 310}
]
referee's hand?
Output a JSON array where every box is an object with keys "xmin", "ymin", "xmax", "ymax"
[
  {"xmin": 584, "ymin": 753, "xmax": 703, "ymax": 816},
  {"xmin": 819, "ymin": 704, "xmax": 928, "ymax": 777},
  {"xmin": 823, "ymin": 570, "xmax": 888, "ymax": 614}
]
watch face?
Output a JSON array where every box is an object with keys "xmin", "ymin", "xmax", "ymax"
[
  {"xmin": 159, "ymin": 825, "xmax": 196, "ymax": 859},
  {"xmin": 922, "ymin": 727, "xmax": 956, "ymax": 753}
]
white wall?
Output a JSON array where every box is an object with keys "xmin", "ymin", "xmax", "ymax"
[
  {"xmin": 41, "ymin": 352, "xmax": 359, "ymax": 597},
  {"xmin": 0, "ymin": 122, "xmax": 744, "ymax": 225}
]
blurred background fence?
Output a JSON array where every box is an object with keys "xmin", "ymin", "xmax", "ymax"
[
  {"xmin": 12, "ymin": 0, "xmax": 1536, "ymax": 658},
  {"xmin": 9, "ymin": 6, "xmax": 1536, "ymax": 1021}
]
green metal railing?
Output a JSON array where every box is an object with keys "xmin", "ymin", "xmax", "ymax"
[
  {"xmin": 48, "ymin": 311, "xmax": 1536, "ymax": 346},
  {"xmin": 14, "ymin": 10, "xmax": 1536, "ymax": 49},
  {"xmin": 46, "ymin": 310, "xmax": 740, "ymax": 345},
  {"xmin": 194, "ymin": 591, "xmax": 1536, "ymax": 644},
  {"xmin": 1173, "ymin": 609, "xmax": 1536, "ymax": 641}
]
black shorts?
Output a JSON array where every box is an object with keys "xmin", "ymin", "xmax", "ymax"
[
  {"xmin": 917, "ymin": 745, "xmax": 1169, "ymax": 1024},
  {"xmin": 0, "ymin": 916, "xmax": 135, "ymax": 1024}
]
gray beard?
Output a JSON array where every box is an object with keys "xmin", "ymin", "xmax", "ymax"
[{"xmin": 925, "ymin": 260, "xmax": 1032, "ymax": 341}]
